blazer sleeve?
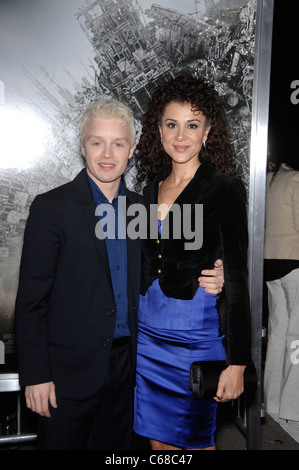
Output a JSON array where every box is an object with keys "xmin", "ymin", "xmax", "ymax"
[
  {"xmin": 220, "ymin": 178, "xmax": 252, "ymax": 365},
  {"xmin": 15, "ymin": 194, "xmax": 60, "ymax": 386}
]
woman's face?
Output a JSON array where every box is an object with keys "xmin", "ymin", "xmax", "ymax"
[{"xmin": 158, "ymin": 101, "xmax": 210, "ymax": 167}]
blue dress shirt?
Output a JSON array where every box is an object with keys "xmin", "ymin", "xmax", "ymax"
[{"xmin": 87, "ymin": 173, "xmax": 129, "ymax": 339}]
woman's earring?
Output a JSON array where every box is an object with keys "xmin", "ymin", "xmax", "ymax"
[
  {"xmin": 203, "ymin": 140, "xmax": 206, "ymax": 148},
  {"xmin": 161, "ymin": 138, "xmax": 163, "ymax": 144}
]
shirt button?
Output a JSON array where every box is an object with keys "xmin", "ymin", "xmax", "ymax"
[
  {"xmin": 157, "ymin": 269, "xmax": 162, "ymax": 274},
  {"xmin": 156, "ymin": 239, "xmax": 160, "ymax": 245},
  {"xmin": 103, "ymin": 339, "xmax": 111, "ymax": 347},
  {"xmin": 106, "ymin": 309, "xmax": 115, "ymax": 316},
  {"xmin": 157, "ymin": 253, "xmax": 162, "ymax": 259}
]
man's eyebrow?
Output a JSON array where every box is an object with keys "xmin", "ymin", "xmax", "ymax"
[{"xmin": 87, "ymin": 135, "xmax": 129, "ymax": 141}]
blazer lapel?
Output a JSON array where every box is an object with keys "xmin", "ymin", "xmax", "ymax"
[
  {"xmin": 70, "ymin": 171, "xmax": 142, "ymax": 300},
  {"xmin": 70, "ymin": 170, "xmax": 112, "ymax": 282},
  {"xmin": 125, "ymin": 189, "xmax": 141, "ymax": 285}
]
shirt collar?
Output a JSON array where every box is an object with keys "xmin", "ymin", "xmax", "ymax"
[{"xmin": 85, "ymin": 169, "xmax": 126, "ymax": 206}]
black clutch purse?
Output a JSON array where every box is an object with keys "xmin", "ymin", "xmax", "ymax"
[{"xmin": 189, "ymin": 360, "xmax": 257, "ymax": 400}]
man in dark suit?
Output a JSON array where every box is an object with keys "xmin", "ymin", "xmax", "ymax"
[{"xmin": 15, "ymin": 99, "xmax": 143, "ymax": 450}]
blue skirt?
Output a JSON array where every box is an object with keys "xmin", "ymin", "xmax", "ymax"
[{"xmin": 133, "ymin": 280, "xmax": 226, "ymax": 449}]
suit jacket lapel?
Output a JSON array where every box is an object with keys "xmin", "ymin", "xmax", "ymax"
[
  {"xmin": 70, "ymin": 170, "xmax": 112, "ymax": 283},
  {"xmin": 125, "ymin": 189, "xmax": 141, "ymax": 290},
  {"xmin": 125, "ymin": 189, "xmax": 141, "ymax": 344},
  {"xmin": 70, "ymin": 170, "xmax": 141, "ymax": 303}
]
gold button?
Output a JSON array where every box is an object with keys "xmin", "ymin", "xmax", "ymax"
[
  {"xmin": 156, "ymin": 239, "xmax": 160, "ymax": 245},
  {"xmin": 157, "ymin": 253, "xmax": 162, "ymax": 259},
  {"xmin": 157, "ymin": 269, "xmax": 161, "ymax": 274}
]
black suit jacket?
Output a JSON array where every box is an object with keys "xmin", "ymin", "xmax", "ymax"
[
  {"xmin": 15, "ymin": 169, "xmax": 142, "ymax": 400},
  {"xmin": 140, "ymin": 158, "xmax": 252, "ymax": 366}
]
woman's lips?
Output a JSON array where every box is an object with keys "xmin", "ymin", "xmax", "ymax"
[{"xmin": 173, "ymin": 145, "xmax": 189, "ymax": 152}]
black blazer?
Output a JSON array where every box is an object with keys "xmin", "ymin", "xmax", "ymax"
[
  {"xmin": 15, "ymin": 169, "xmax": 142, "ymax": 400},
  {"xmin": 140, "ymin": 158, "xmax": 251, "ymax": 365}
]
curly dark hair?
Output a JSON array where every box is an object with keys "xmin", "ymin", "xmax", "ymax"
[{"xmin": 135, "ymin": 75, "xmax": 236, "ymax": 184}]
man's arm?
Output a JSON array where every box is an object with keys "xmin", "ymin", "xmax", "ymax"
[{"xmin": 15, "ymin": 195, "xmax": 60, "ymax": 405}]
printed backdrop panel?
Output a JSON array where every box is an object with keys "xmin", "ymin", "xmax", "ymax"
[{"xmin": 0, "ymin": 0, "xmax": 256, "ymax": 370}]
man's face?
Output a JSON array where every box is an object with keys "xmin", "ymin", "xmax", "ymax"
[{"xmin": 81, "ymin": 115, "xmax": 135, "ymax": 189}]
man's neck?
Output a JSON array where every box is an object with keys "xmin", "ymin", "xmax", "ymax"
[
  {"xmin": 88, "ymin": 173, "xmax": 121, "ymax": 203},
  {"xmin": 100, "ymin": 184, "xmax": 120, "ymax": 203}
]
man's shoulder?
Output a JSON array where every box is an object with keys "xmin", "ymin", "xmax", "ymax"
[
  {"xmin": 37, "ymin": 169, "xmax": 85, "ymax": 198},
  {"xmin": 30, "ymin": 170, "xmax": 87, "ymax": 213}
]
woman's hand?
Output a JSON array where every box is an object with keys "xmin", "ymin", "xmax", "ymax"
[{"xmin": 213, "ymin": 365, "xmax": 246, "ymax": 402}]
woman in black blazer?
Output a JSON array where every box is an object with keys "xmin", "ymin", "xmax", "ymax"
[{"xmin": 133, "ymin": 75, "xmax": 252, "ymax": 450}]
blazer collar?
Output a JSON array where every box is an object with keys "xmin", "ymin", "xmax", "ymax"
[
  {"xmin": 156, "ymin": 157, "xmax": 217, "ymax": 182},
  {"xmin": 144, "ymin": 157, "xmax": 219, "ymax": 204},
  {"xmin": 71, "ymin": 168, "xmax": 94, "ymax": 204},
  {"xmin": 71, "ymin": 168, "xmax": 137, "ymax": 205}
]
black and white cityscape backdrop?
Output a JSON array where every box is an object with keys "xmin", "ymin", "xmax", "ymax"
[{"xmin": 0, "ymin": 0, "xmax": 257, "ymax": 370}]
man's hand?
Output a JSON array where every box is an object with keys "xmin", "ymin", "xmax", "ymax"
[
  {"xmin": 198, "ymin": 259, "xmax": 224, "ymax": 294},
  {"xmin": 25, "ymin": 381, "xmax": 57, "ymax": 418}
]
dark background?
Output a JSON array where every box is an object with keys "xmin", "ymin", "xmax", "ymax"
[{"xmin": 268, "ymin": 1, "xmax": 299, "ymax": 166}]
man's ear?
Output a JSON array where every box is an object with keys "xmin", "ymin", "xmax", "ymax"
[{"xmin": 129, "ymin": 143, "xmax": 136, "ymax": 160}]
